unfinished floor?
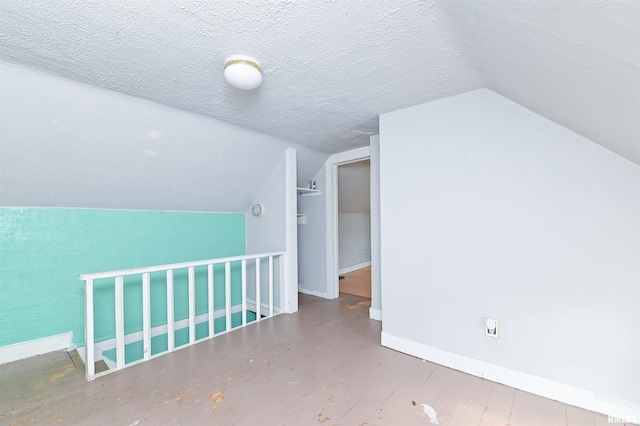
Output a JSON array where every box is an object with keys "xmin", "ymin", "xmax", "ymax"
[{"xmin": 0, "ymin": 294, "xmax": 624, "ymax": 426}]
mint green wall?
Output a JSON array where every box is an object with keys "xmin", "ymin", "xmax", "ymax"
[
  {"xmin": 0, "ymin": 208, "xmax": 246, "ymax": 348},
  {"xmin": 102, "ymin": 311, "xmax": 257, "ymax": 364}
]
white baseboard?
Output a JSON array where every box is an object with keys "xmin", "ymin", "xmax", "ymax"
[
  {"xmin": 0, "ymin": 332, "xmax": 73, "ymax": 365},
  {"xmin": 369, "ymin": 307, "xmax": 382, "ymax": 321},
  {"xmin": 339, "ymin": 261, "xmax": 372, "ymax": 275},
  {"xmin": 246, "ymin": 298, "xmax": 283, "ymax": 317},
  {"xmin": 381, "ymin": 332, "xmax": 639, "ymax": 420},
  {"xmin": 298, "ymin": 286, "xmax": 331, "ymax": 299}
]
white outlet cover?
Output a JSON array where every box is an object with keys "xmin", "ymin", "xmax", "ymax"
[{"xmin": 485, "ymin": 317, "xmax": 499, "ymax": 338}]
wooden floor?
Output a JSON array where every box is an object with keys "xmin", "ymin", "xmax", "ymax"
[
  {"xmin": 0, "ymin": 294, "xmax": 625, "ymax": 425},
  {"xmin": 339, "ymin": 267, "xmax": 372, "ymax": 298}
]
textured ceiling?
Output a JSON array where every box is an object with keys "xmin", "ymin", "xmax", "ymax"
[{"xmin": 0, "ymin": 0, "xmax": 638, "ymax": 164}]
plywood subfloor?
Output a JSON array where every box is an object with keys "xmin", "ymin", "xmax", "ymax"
[
  {"xmin": 0, "ymin": 294, "xmax": 627, "ymax": 425},
  {"xmin": 339, "ymin": 266, "xmax": 371, "ymax": 298}
]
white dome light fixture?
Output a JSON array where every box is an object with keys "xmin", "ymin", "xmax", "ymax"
[{"xmin": 224, "ymin": 55, "xmax": 262, "ymax": 90}]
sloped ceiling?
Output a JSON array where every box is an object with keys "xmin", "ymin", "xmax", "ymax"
[
  {"xmin": 0, "ymin": 62, "xmax": 329, "ymax": 212},
  {"xmin": 0, "ymin": 1, "xmax": 638, "ymax": 168},
  {"xmin": 339, "ymin": 160, "xmax": 371, "ymax": 213},
  {"xmin": 438, "ymin": 0, "xmax": 640, "ymax": 165}
]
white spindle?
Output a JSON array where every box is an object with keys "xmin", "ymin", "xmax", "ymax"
[
  {"xmin": 208, "ymin": 264, "xmax": 214, "ymax": 337},
  {"xmin": 188, "ymin": 267, "xmax": 195, "ymax": 344},
  {"xmin": 241, "ymin": 259, "xmax": 247, "ymax": 326},
  {"xmin": 225, "ymin": 262, "xmax": 231, "ymax": 332},
  {"xmin": 255, "ymin": 258, "xmax": 261, "ymax": 321},
  {"xmin": 84, "ymin": 279, "xmax": 95, "ymax": 381},
  {"xmin": 142, "ymin": 273, "xmax": 151, "ymax": 360},
  {"xmin": 166, "ymin": 269, "xmax": 175, "ymax": 351},
  {"xmin": 115, "ymin": 276, "xmax": 125, "ymax": 369},
  {"xmin": 79, "ymin": 252, "xmax": 285, "ymax": 380},
  {"xmin": 269, "ymin": 256, "xmax": 274, "ymax": 317}
]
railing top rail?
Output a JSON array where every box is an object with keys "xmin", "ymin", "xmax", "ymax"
[{"xmin": 79, "ymin": 251, "xmax": 286, "ymax": 281}]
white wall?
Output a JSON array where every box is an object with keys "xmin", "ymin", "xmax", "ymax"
[
  {"xmin": 246, "ymin": 148, "xmax": 298, "ymax": 314},
  {"xmin": 379, "ymin": 89, "xmax": 639, "ymax": 417},
  {"xmin": 338, "ymin": 213, "xmax": 371, "ymax": 270},
  {"xmin": 246, "ymin": 154, "xmax": 286, "ymax": 311},
  {"xmin": 246, "ymin": 155, "xmax": 287, "ymax": 254},
  {"xmin": 297, "ymin": 167, "xmax": 328, "ymax": 297}
]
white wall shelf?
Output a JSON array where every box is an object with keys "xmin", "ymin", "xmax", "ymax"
[
  {"xmin": 297, "ymin": 188, "xmax": 319, "ymax": 225},
  {"xmin": 296, "ymin": 187, "xmax": 322, "ymax": 197}
]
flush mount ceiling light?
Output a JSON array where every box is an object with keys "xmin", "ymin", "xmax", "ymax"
[{"xmin": 224, "ymin": 54, "xmax": 262, "ymax": 90}]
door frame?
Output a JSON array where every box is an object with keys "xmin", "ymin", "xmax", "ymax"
[{"xmin": 325, "ymin": 144, "xmax": 381, "ymax": 320}]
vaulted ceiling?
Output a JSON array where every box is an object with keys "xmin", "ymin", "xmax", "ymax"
[{"xmin": 1, "ymin": 0, "xmax": 638, "ymax": 163}]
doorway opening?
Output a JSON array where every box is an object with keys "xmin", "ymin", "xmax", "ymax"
[
  {"xmin": 337, "ymin": 159, "xmax": 371, "ymax": 299},
  {"xmin": 324, "ymin": 142, "xmax": 380, "ymax": 321}
]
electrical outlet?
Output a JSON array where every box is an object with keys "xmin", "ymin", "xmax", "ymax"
[
  {"xmin": 485, "ymin": 318, "xmax": 499, "ymax": 338},
  {"xmin": 365, "ymin": 249, "xmax": 369, "ymax": 255}
]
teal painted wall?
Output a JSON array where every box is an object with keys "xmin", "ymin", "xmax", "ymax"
[
  {"xmin": 0, "ymin": 208, "xmax": 246, "ymax": 348},
  {"xmin": 102, "ymin": 311, "xmax": 257, "ymax": 364}
]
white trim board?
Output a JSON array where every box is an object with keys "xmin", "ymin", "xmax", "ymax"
[
  {"xmin": 369, "ymin": 307, "xmax": 382, "ymax": 321},
  {"xmin": 327, "ymin": 146, "xmax": 371, "ymax": 165},
  {"xmin": 325, "ymin": 145, "xmax": 381, "ymax": 321},
  {"xmin": 284, "ymin": 147, "xmax": 299, "ymax": 314},
  {"xmin": 325, "ymin": 146, "xmax": 371, "ymax": 301},
  {"xmin": 368, "ymin": 135, "xmax": 382, "ymax": 322},
  {"xmin": 381, "ymin": 332, "xmax": 640, "ymax": 420},
  {"xmin": 298, "ymin": 286, "xmax": 330, "ymax": 299},
  {"xmin": 0, "ymin": 332, "xmax": 73, "ymax": 365},
  {"xmin": 338, "ymin": 261, "xmax": 371, "ymax": 275}
]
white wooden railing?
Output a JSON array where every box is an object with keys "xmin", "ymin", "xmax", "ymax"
[{"xmin": 79, "ymin": 251, "xmax": 285, "ymax": 381}]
